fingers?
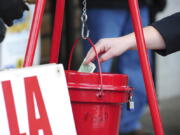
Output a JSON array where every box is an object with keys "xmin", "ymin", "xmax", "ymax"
[
  {"xmin": 83, "ymin": 36, "xmax": 134, "ymax": 64},
  {"xmin": 84, "ymin": 40, "xmax": 103, "ymax": 64},
  {"xmin": 99, "ymin": 49, "xmax": 115, "ymax": 62},
  {"xmin": 84, "ymin": 39, "xmax": 111, "ymax": 64},
  {"xmin": 84, "ymin": 45, "xmax": 100, "ymax": 64}
]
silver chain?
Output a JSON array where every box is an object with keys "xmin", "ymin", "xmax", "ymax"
[
  {"xmin": 82, "ymin": 0, "xmax": 87, "ymax": 17},
  {"xmin": 81, "ymin": 0, "xmax": 89, "ymax": 39}
]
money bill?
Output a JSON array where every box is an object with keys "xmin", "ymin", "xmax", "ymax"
[{"xmin": 78, "ymin": 59, "xmax": 96, "ymax": 73}]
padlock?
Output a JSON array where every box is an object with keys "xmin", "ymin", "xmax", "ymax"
[{"xmin": 128, "ymin": 95, "xmax": 134, "ymax": 111}]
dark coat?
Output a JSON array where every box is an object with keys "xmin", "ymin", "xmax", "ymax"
[
  {"xmin": 0, "ymin": 0, "xmax": 28, "ymax": 26},
  {"xmin": 0, "ymin": 19, "xmax": 6, "ymax": 42},
  {"xmin": 152, "ymin": 12, "xmax": 180, "ymax": 55}
]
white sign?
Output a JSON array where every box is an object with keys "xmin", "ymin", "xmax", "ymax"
[{"xmin": 0, "ymin": 64, "xmax": 77, "ymax": 135}]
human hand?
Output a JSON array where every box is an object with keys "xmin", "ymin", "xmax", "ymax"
[
  {"xmin": 0, "ymin": 0, "xmax": 29, "ymax": 26},
  {"xmin": 84, "ymin": 26, "xmax": 166, "ymax": 64},
  {"xmin": 84, "ymin": 35, "xmax": 135, "ymax": 64}
]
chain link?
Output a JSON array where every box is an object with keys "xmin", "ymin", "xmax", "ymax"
[
  {"xmin": 82, "ymin": 0, "xmax": 87, "ymax": 17},
  {"xmin": 81, "ymin": 0, "xmax": 89, "ymax": 39},
  {"xmin": 81, "ymin": 0, "xmax": 87, "ymax": 22}
]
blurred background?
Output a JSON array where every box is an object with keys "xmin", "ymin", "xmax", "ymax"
[
  {"xmin": 141, "ymin": 0, "xmax": 180, "ymax": 135},
  {"xmin": 0, "ymin": 0, "xmax": 179, "ymax": 134}
]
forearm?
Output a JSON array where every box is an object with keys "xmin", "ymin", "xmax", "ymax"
[
  {"xmin": 85, "ymin": 25, "xmax": 166, "ymax": 64},
  {"xmin": 85, "ymin": 13, "xmax": 180, "ymax": 64},
  {"xmin": 125, "ymin": 26, "xmax": 166, "ymax": 51}
]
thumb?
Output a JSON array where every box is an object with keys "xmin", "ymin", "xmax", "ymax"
[
  {"xmin": 84, "ymin": 47, "xmax": 96, "ymax": 64},
  {"xmin": 84, "ymin": 41, "xmax": 104, "ymax": 64}
]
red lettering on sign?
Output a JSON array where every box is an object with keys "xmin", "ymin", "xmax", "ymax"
[
  {"xmin": 24, "ymin": 76, "xmax": 52, "ymax": 135},
  {"xmin": 2, "ymin": 81, "xmax": 26, "ymax": 135}
]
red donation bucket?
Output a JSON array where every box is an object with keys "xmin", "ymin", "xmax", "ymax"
[{"xmin": 66, "ymin": 71, "xmax": 132, "ymax": 135}]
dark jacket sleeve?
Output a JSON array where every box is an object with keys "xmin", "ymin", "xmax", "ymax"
[
  {"xmin": 0, "ymin": 0, "xmax": 28, "ymax": 26},
  {"xmin": 151, "ymin": 12, "xmax": 180, "ymax": 56},
  {"xmin": 0, "ymin": 19, "xmax": 6, "ymax": 43}
]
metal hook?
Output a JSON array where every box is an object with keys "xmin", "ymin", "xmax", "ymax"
[
  {"xmin": 81, "ymin": 14, "xmax": 90, "ymax": 39},
  {"xmin": 81, "ymin": 22, "xmax": 90, "ymax": 39}
]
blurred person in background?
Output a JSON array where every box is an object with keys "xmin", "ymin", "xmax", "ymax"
[
  {"xmin": 85, "ymin": 13, "xmax": 180, "ymax": 68},
  {"xmin": 0, "ymin": 19, "xmax": 6, "ymax": 42},
  {"xmin": 80, "ymin": 0, "xmax": 166, "ymax": 135},
  {"xmin": 0, "ymin": 0, "xmax": 28, "ymax": 43}
]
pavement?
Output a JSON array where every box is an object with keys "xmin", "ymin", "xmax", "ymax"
[{"xmin": 141, "ymin": 96, "xmax": 180, "ymax": 135}]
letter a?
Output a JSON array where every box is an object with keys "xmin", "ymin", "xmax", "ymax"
[{"xmin": 24, "ymin": 76, "xmax": 52, "ymax": 135}]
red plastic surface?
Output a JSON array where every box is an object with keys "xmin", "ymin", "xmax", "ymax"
[
  {"xmin": 72, "ymin": 103, "xmax": 121, "ymax": 135},
  {"xmin": 66, "ymin": 70, "xmax": 132, "ymax": 135},
  {"xmin": 66, "ymin": 71, "xmax": 129, "ymax": 90},
  {"xmin": 23, "ymin": 0, "xmax": 46, "ymax": 67},
  {"xmin": 65, "ymin": 24, "xmax": 133, "ymax": 135},
  {"xmin": 68, "ymin": 38, "xmax": 104, "ymax": 94},
  {"xmin": 49, "ymin": 0, "xmax": 65, "ymax": 63}
]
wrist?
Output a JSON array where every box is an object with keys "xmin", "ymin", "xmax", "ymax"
[{"xmin": 125, "ymin": 33, "xmax": 136, "ymax": 50}]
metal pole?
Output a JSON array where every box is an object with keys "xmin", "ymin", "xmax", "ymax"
[
  {"xmin": 49, "ymin": 0, "xmax": 65, "ymax": 63},
  {"xmin": 128, "ymin": 0, "xmax": 164, "ymax": 135},
  {"xmin": 23, "ymin": 0, "xmax": 46, "ymax": 67}
]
